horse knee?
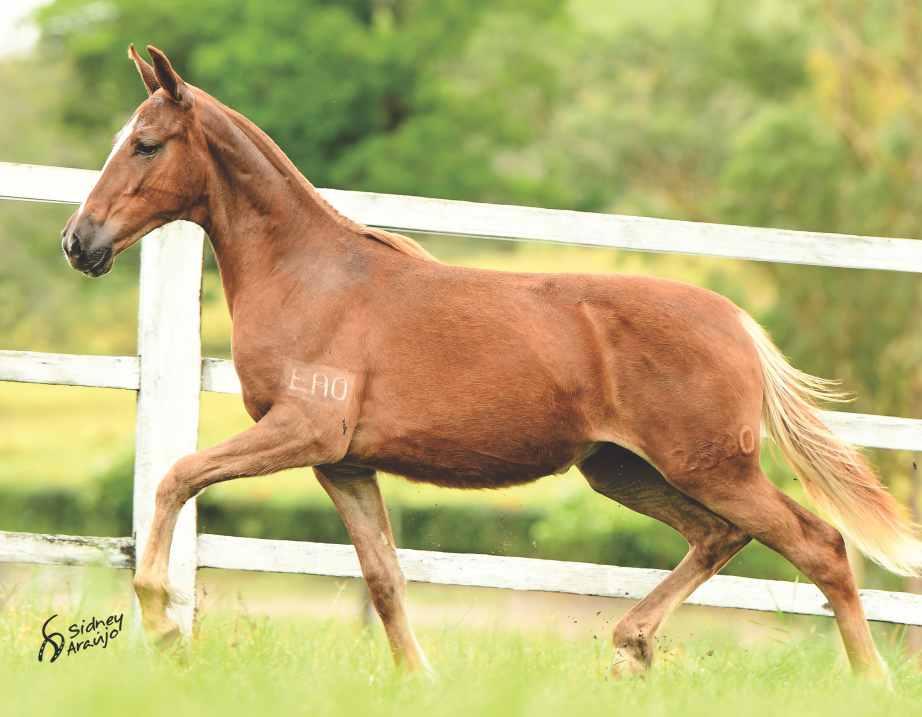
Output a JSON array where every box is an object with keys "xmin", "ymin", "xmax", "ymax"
[{"xmin": 155, "ymin": 455, "xmax": 200, "ymax": 507}]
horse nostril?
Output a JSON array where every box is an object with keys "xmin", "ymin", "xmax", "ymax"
[{"xmin": 66, "ymin": 232, "xmax": 83, "ymax": 257}]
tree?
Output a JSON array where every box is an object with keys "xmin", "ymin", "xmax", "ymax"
[{"xmin": 36, "ymin": 0, "xmax": 561, "ymax": 199}]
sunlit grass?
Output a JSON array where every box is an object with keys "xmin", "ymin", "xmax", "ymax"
[
  {"xmin": 0, "ymin": 382, "xmax": 136, "ymax": 489},
  {"xmin": 3, "ymin": 563, "xmax": 918, "ymax": 716},
  {"xmin": 4, "ymin": 597, "xmax": 920, "ymax": 717}
]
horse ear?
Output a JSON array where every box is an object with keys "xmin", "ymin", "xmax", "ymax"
[
  {"xmin": 128, "ymin": 44, "xmax": 159, "ymax": 96},
  {"xmin": 146, "ymin": 45, "xmax": 186, "ymax": 103}
]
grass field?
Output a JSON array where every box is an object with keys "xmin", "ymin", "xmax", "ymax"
[
  {"xmin": 5, "ymin": 585, "xmax": 921, "ymax": 717},
  {"xmin": 3, "ymin": 565, "xmax": 921, "ymax": 717}
]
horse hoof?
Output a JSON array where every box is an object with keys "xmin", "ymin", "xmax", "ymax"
[
  {"xmin": 859, "ymin": 661, "xmax": 893, "ymax": 691},
  {"xmin": 150, "ymin": 623, "xmax": 182, "ymax": 651},
  {"xmin": 610, "ymin": 648, "xmax": 650, "ymax": 680},
  {"xmin": 418, "ymin": 659, "xmax": 438, "ymax": 683}
]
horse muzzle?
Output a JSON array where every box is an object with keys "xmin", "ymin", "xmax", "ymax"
[{"xmin": 61, "ymin": 215, "xmax": 115, "ymax": 278}]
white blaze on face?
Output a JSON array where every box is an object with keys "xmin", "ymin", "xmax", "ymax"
[{"xmin": 74, "ymin": 112, "xmax": 139, "ymax": 222}]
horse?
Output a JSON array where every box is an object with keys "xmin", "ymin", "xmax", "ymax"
[{"xmin": 60, "ymin": 45, "xmax": 920, "ymax": 683}]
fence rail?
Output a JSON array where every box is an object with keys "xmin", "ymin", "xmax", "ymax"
[
  {"xmin": 2, "ymin": 349, "xmax": 921, "ymax": 452},
  {"xmin": 3, "ymin": 161, "xmax": 922, "ymax": 273},
  {"xmin": 1, "ymin": 161, "xmax": 920, "ymax": 630},
  {"xmin": 2, "ymin": 530, "xmax": 921, "ymax": 626}
]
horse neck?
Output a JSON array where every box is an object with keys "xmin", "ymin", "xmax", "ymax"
[{"xmin": 200, "ymin": 107, "xmax": 361, "ymax": 315}]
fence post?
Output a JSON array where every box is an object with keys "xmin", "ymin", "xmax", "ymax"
[{"xmin": 132, "ymin": 220, "xmax": 205, "ymax": 635}]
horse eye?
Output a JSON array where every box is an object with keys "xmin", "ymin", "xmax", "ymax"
[{"xmin": 135, "ymin": 142, "xmax": 161, "ymax": 157}]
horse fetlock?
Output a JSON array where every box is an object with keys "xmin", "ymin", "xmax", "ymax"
[
  {"xmin": 134, "ymin": 576, "xmax": 181, "ymax": 646},
  {"xmin": 853, "ymin": 650, "xmax": 892, "ymax": 689},
  {"xmin": 151, "ymin": 621, "xmax": 182, "ymax": 651},
  {"xmin": 133, "ymin": 574, "xmax": 174, "ymax": 625},
  {"xmin": 397, "ymin": 641, "xmax": 435, "ymax": 678}
]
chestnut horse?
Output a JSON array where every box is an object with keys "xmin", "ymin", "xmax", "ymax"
[{"xmin": 61, "ymin": 46, "xmax": 920, "ymax": 682}]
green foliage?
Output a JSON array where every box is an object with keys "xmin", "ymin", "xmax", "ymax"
[
  {"xmin": 719, "ymin": 105, "xmax": 850, "ymax": 231},
  {"xmin": 0, "ymin": 55, "xmax": 140, "ymax": 351},
  {"xmin": 36, "ymin": 0, "xmax": 562, "ymax": 196}
]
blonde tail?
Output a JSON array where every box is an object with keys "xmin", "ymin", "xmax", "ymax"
[{"xmin": 740, "ymin": 311, "xmax": 922, "ymax": 577}]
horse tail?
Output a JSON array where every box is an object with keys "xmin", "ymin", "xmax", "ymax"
[{"xmin": 740, "ymin": 311, "xmax": 922, "ymax": 577}]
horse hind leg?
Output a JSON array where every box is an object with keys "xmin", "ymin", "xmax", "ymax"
[
  {"xmin": 579, "ymin": 444, "xmax": 751, "ymax": 678},
  {"xmin": 663, "ymin": 453, "xmax": 890, "ymax": 683}
]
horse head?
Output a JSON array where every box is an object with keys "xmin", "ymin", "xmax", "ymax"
[{"xmin": 61, "ymin": 45, "xmax": 209, "ymax": 277}]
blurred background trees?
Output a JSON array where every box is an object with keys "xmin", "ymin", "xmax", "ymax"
[{"xmin": 0, "ymin": 0, "xmax": 918, "ymax": 587}]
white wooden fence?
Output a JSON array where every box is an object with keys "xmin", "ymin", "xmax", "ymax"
[{"xmin": 1, "ymin": 161, "xmax": 921, "ymax": 631}]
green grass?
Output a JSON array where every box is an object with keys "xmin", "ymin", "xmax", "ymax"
[
  {"xmin": 4, "ymin": 566, "xmax": 920, "ymax": 716},
  {"xmin": 5, "ymin": 600, "xmax": 921, "ymax": 717}
]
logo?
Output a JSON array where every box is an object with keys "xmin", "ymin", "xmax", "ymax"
[
  {"xmin": 37, "ymin": 612, "xmax": 124, "ymax": 663},
  {"xmin": 38, "ymin": 614, "xmax": 65, "ymax": 663}
]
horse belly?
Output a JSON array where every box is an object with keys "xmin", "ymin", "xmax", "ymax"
[
  {"xmin": 349, "ymin": 387, "xmax": 597, "ymax": 489},
  {"xmin": 364, "ymin": 435, "xmax": 596, "ymax": 489}
]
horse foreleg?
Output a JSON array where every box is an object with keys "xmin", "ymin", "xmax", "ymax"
[
  {"xmin": 133, "ymin": 405, "xmax": 317, "ymax": 645},
  {"xmin": 315, "ymin": 466, "xmax": 432, "ymax": 675}
]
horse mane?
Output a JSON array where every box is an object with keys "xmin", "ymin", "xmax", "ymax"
[
  {"xmin": 361, "ymin": 227, "xmax": 439, "ymax": 262},
  {"xmin": 214, "ymin": 96, "xmax": 438, "ymax": 263}
]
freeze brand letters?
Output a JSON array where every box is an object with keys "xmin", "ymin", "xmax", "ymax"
[
  {"xmin": 288, "ymin": 365, "xmax": 353, "ymax": 402},
  {"xmin": 284, "ymin": 362, "xmax": 362, "ymax": 452}
]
